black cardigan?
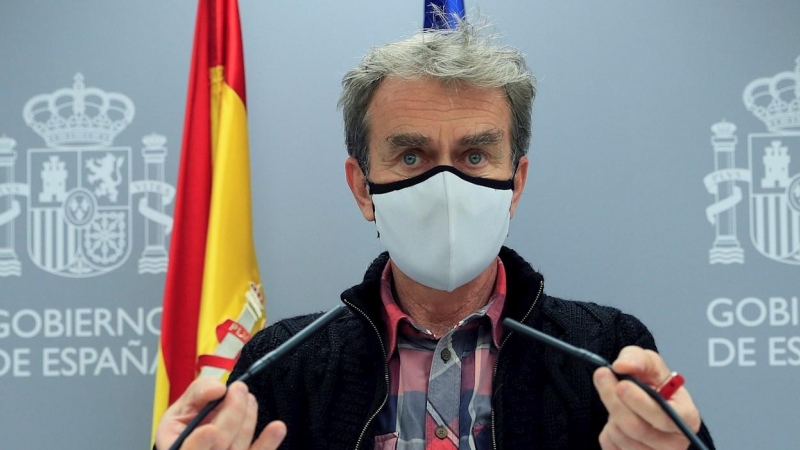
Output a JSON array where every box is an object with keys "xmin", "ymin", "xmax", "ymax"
[{"xmin": 230, "ymin": 247, "xmax": 714, "ymax": 449}]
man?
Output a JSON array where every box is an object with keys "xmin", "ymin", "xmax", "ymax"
[{"xmin": 156, "ymin": 21, "xmax": 714, "ymax": 450}]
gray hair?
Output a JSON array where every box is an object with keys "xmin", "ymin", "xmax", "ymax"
[{"xmin": 338, "ymin": 20, "xmax": 536, "ymax": 175}]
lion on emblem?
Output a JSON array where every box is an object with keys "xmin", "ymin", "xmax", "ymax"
[{"xmin": 86, "ymin": 152, "xmax": 125, "ymax": 202}]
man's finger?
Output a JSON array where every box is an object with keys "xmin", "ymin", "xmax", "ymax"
[
  {"xmin": 252, "ymin": 421, "xmax": 287, "ymax": 450},
  {"xmin": 595, "ymin": 367, "xmax": 679, "ymax": 449},
  {"xmin": 179, "ymin": 377, "xmax": 228, "ymax": 413},
  {"xmin": 207, "ymin": 381, "xmax": 249, "ymax": 447},
  {"xmin": 598, "ymin": 426, "xmax": 622, "ymax": 450},
  {"xmin": 593, "ymin": 367, "xmax": 626, "ymax": 416},
  {"xmin": 180, "ymin": 425, "xmax": 219, "ymax": 450},
  {"xmin": 612, "ymin": 346, "xmax": 670, "ymax": 386},
  {"xmin": 617, "ymin": 379, "xmax": 702, "ymax": 434},
  {"xmin": 596, "ymin": 375, "xmax": 664, "ymax": 449},
  {"xmin": 603, "ymin": 422, "xmax": 656, "ymax": 450},
  {"xmin": 616, "ymin": 379, "xmax": 678, "ymax": 433},
  {"xmin": 230, "ymin": 394, "xmax": 258, "ymax": 450}
]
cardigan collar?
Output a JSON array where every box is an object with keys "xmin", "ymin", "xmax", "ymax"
[{"xmin": 340, "ymin": 246, "xmax": 545, "ymax": 339}]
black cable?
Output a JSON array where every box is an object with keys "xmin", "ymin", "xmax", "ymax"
[
  {"xmin": 167, "ymin": 304, "xmax": 348, "ymax": 450},
  {"xmin": 503, "ymin": 318, "xmax": 710, "ymax": 450}
]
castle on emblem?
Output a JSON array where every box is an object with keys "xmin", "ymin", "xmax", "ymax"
[
  {"xmin": 705, "ymin": 56, "xmax": 800, "ymax": 266},
  {"xmin": 0, "ymin": 73, "xmax": 175, "ymax": 277},
  {"xmin": 761, "ymin": 141, "xmax": 790, "ymax": 189},
  {"xmin": 40, "ymin": 156, "xmax": 68, "ymax": 203}
]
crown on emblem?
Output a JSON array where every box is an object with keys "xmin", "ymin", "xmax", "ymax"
[
  {"xmin": 742, "ymin": 57, "xmax": 800, "ymax": 132},
  {"xmin": 0, "ymin": 135, "xmax": 17, "ymax": 153},
  {"xmin": 22, "ymin": 73, "xmax": 135, "ymax": 148},
  {"xmin": 142, "ymin": 133, "xmax": 167, "ymax": 149},
  {"xmin": 710, "ymin": 120, "xmax": 736, "ymax": 138}
]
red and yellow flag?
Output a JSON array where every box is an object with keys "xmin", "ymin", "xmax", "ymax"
[{"xmin": 151, "ymin": 0, "xmax": 264, "ymax": 441}]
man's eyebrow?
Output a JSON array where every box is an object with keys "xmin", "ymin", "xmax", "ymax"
[
  {"xmin": 385, "ymin": 132, "xmax": 430, "ymax": 148},
  {"xmin": 460, "ymin": 129, "xmax": 504, "ymax": 147}
]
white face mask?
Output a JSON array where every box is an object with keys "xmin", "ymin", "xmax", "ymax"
[{"xmin": 369, "ymin": 166, "xmax": 514, "ymax": 292}]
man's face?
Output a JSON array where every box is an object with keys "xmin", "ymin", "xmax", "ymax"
[{"xmin": 346, "ymin": 76, "xmax": 528, "ymax": 221}]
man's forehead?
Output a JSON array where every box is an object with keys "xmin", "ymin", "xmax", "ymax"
[
  {"xmin": 364, "ymin": 76, "xmax": 513, "ymax": 158},
  {"xmin": 366, "ymin": 78, "xmax": 511, "ymax": 130},
  {"xmin": 374, "ymin": 75, "xmax": 505, "ymax": 99}
]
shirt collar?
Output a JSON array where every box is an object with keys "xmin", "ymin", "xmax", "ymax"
[{"xmin": 379, "ymin": 257, "xmax": 508, "ymax": 361}]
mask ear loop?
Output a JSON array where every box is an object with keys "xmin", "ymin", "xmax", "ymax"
[
  {"xmin": 507, "ymin": 164, "xmax": 518, "ymax": 238},
  {"xmin": 364, "ymin": 175, "xmax": 380, "ymax": 238}
]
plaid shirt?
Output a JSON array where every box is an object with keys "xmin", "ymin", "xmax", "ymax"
[{"xmin": 374, "ymin": 259, "xmax": 507, "ymax": 450}]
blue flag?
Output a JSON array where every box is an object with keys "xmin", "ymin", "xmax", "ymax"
[{"xmin": 424, "ymin": 0, "xmax": 465, "ymax": 29}]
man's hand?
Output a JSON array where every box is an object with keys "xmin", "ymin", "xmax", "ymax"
[
  {"xmin": 155, "ymin": 378, "xmax": 286, "ymax": 450},
  {"xmin": 593, "ymin": 346, "xmax": 701, "ymax": 450}
]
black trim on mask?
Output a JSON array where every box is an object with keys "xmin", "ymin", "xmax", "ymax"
[{"xmin": 368, "ymin": 165, "xmax": 514, "ymax": 195}]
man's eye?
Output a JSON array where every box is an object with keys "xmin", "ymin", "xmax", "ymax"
[
  {"xmin": 467, "ymin": 152, "xmax": 484, "ymax": 165},
  {"xmin": 402, "ymin": 153, "xmax": 418, "ymax": 165}
]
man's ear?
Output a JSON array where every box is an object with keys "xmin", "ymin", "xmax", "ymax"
[
  {"xmin": 509, "ymin": 156, "xmax": 529, "ymax": 219},
  {"xmin": 345, "ymin": 156, "xmax": 375, "ymax": 222}
]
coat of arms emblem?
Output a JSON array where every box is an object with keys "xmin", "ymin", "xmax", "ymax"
[
  {"xmin": 705, "ymin": 57, "xmax": 800, "ymax": 265},
  {"xmin": 0, "ymin": 74, "xmax": 175, "ymax": 277}
]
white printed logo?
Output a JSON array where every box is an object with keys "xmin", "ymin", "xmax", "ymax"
[
  {"xmin": 705, "ymin": 57, "xmax": 800, "ymax": 265},
  {"xmin": 0, "ymin": 74, "xmax": 175, "ymax": 277}
]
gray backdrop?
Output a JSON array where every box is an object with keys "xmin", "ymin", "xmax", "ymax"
[{"xmin": 1, "ymin": 1, "xmax": 798, "ymax": 448}]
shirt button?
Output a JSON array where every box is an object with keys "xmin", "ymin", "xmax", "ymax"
[
  {"xmin": 441, "ymin": 348, "xmax": 452, "ymax": 362},
  {"xmin": 435, "ymin": 426, "xmax": 448, "ymax": 439}
]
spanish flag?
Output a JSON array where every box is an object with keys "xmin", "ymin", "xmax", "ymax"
[{"xmin": 151, "ymin": 0, "xmax": 264, "ymax": 441}]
